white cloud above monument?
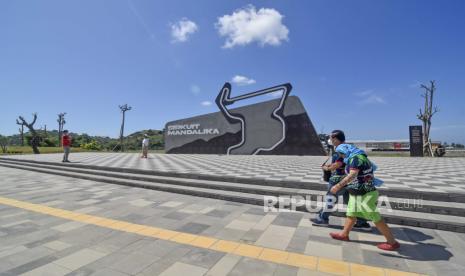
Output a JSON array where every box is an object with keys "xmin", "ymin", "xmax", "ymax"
[
  {"xmin": 231, "ymin": 75, "xmax": 256, "ymax": 86},
  {"xmin": 171, "ymin": 18, "xmax": 198, "ymax": 42},
  {"xmin": 216, "ymin": 5, "xmax": 289, "ymax": 48}
]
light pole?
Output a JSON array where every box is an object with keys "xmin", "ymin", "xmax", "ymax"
[{"xmin": 119, "ymin": 104, "xmax": 132, "ymax": 152}]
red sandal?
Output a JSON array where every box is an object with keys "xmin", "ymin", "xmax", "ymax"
[
  {"xmin": 330, "ymin": 232, "xmax": 350, "ymax": 241},
  {"xmin": 377, "ymin": 242, "xmax": 400, "ymax": 251}
]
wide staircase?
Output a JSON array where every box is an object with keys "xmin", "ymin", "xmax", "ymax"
[{"xmin": 1, "ymin": 157, "xmax": 464, "ymax": 233}]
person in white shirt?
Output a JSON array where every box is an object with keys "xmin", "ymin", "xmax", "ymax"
[{"xmin": 141, "ymin": 134, "xmax": 149, "ymax": 158}]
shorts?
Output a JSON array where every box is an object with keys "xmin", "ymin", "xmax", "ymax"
[{"xmin": 346, "ymin": 190, "xmax": 382, "ymax": 223}]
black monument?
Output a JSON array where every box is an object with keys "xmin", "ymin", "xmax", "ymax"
[
  {"xmin": 164, "ymin": 82, "xmax": 325, "ymax": 156},
  {"xmin": 409, "ymin": 125, "xmax": 424, "ymax": 157}
]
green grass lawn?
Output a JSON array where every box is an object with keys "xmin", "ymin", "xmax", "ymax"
[
  {"xmin": 1, "ymin": 146, "xmax": 166, "ymax": 155},
  {"xmin": 1, "ymin": 146, "xmax": 93, "ymax": 155}
]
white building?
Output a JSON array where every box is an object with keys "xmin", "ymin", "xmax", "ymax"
[{"xmin": 347, "ymin": 140, "xmax": 410, "ymax": 152}]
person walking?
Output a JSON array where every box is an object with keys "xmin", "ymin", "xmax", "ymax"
[
  {"xmin": 329, "ymin": 143, "xmax": 400, "ymax": 251},
  {"xmin": 141, "ymin": 134, "xmax": 149, "ymax": 158},
  {"xmin": 62, "ymin": 130, "xmax": 71, "ymax": 162},
  {"xmin": 311, "ymin": 130, "xmax": 370, "ymax": 230}
]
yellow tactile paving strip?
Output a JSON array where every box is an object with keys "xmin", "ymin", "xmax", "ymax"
[{"xmin": 0, "ymin": 196, "xmax": 424, "ymax": 276}]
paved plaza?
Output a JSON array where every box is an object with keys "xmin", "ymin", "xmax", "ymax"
[
  {"xmin": 2, "ymin": 153, "xmax": 465, "ymax": 194},
  {"xmin": 1, "ymin": 155, "xmax": 465, "ymax": 275}
]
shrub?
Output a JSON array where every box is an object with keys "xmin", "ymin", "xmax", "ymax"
[{"xmin": 80, "ymin": 140, "xmax": 103, "ymax": 151}]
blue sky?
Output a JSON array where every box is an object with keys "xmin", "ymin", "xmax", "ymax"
[{"xmin": 1, "ymin": 0, "xmax": 464, "ymax": 143}]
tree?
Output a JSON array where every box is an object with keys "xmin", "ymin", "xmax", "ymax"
[
  {"xmin": 0, "ymin": 135, "xmax": 8, "ymax": 153},
  {"xmin": 118, "ymin": 104, "xmax": 132, "ymax": 152},
  {"xmin": 417, "ymin": 81, "xmax": 439, "ymax": 157},
  {"xmin": 57, "ymin": 113, "xmax": 66, "ymax": 147},
  {"xmin": 17, "ymin": 113, "xmax": 40, "ymax": 154},
  {"xmin": 16, "ymin": 119, "xmax": 25, "ymax": 146}
]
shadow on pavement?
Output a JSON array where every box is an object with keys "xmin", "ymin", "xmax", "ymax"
[{"xmin": 357, "ymin": 227, "xmax": 453, "ymax": 261}]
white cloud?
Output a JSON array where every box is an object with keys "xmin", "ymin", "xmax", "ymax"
[
  {"xmin": 191, "ymin": 85, "xmax": 200, "ymax": 95},
  {"xmin": 216, "ymin": 5, "xmax": 289, "ymax": 48},
  {"xmin": 355, "ymin": 90, "xmax": 374, "ymax": 97},
  {"xmin": 201, "ymin": 101, "xmax": 212, "ymax": 106},
  {"xmin": 170, "ymin": 18, "xmax": 198, "ymax": 42},
  {"xmin": 360, "ymin": 95, "xmax": 386, "ymax": 105},
  {"xmin": 355, "ymin": 90, "xmax": 386, "ymax": 105},
  {"xmin": 231, "ymin": 75, "xmax": 256, "ymax": 86}
]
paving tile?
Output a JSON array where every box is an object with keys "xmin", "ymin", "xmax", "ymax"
[
  {"xmin": 305, "ymin": 240, "xmax": 343, "ymax": 260},
  {"xmin": 259, "ymin": 248, "xmax": 289, "ymax": 264},
  {"xmin": 4, "ymin": 254, "xmax": 58, "ymax": 276},
  {"xmin": 159, "ymin": 261, "xmax": 208, "ymax": 276},
  {"xmin": 77, "ymin": 199, "xmax": 101, "ymax": 205},
  {"xmin": 88, "ymin": 268, "xmax": 127, "ymax": 276},
  {"xmin": 256, "ymin": 225, "xmax": 296, "ymax": 250},
  {"xmin": 110, "ymin": 252, "xmax": 160, "ymax": 275},
  {"xmin": 159, "ymin": 201, "xmax": 184, "ymax": 208},
  {"xmin": 53, "ymin": 249, "xmax": 107, "ymax": 270},
  {"xmin": 0, "ymin": 245, "xmax": 28, "ymax": 259},
  {"xmin": 252, "ymin": 214, "xmax": 277, "ymax": 231},
  {"xmin": 317, "ymin": 258, "xmax": 350, "ymax": 276},
  {"xmin": 350, "ymin": 263, "xmax": 384, "ymax": 276},
  {"xmin": 1, "ymin": 211, "xmax": 27, "ymax": 218},
  {"xmin": 206, "ymin": 253, "xmax": 242, "ymax": 276},
  {"xmin": 19, "ymin": 262, "xmax": 72, "ymax": 276},
  {"xmin": 214, "ymin": 228, "xmax": 246, "ymax": 241},
  {"xmin": 228, "ymin": 256, "xmax": 277, "ymax": 276},
  {"xmin": 226, "ymin": 219, "xmax": 256, "ymax": 232},
  {"xmin": 199, "ymin": 207, "xmax": 216, "ymax": 214},
  {"xmin": 0, "ymin": 246, "xmax": 55, "ymax": 273},
  {"xmin": 206, "ymin": 210, "xmax": 230, "ymax": 218},
  {"xmin": 177, "ymin": 222, "xmax": 210, "ymax": 234},
  {"xmin": 73, "ymin": 206, "xmax": 102, "ymax": 214},
  {"xmin": 233, "ymin": 244, "xmax": 264, "ymax": 258},
  {"xmin": 2, "ymin": 219, "xmax": 32, "ymax": 228},
  {"xmin": 180, "ymin": 247, "xmax": 225, "ymax": 269},
  {"xmin": 238, "ymin": 213, "xmax": 264, "ymax": 222},
  {"xmin": 210, "ymin": 240, "xmax": 240, "ymax": 253},
  {"xmin": 128, "ymin": 199, "xmax": 154, "ymax": 207},
  {"xmin": 51, "ymin": 221, "xmax": 86, "ymax": 232},
  {"xmin": 272, "ymin": 214, "xmax": 303, "ymax": 228},
  {"xmin": 43, "ymin": 241, "xmax": 72, "ymax": 251},
  {"xmin": 240, "ymin": 229, "xmax": 264, "ymax": 243},
  {"xmin": 89, "ymin": 231, "xmax": 141, "ymax": 254},
  {"xmin": 273, "ymin": 265, "xmax": 299, "ymax": 276}
]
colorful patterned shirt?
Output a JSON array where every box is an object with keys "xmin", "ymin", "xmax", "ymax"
[{"xmin": 345, "ymin": 154, "xmax": 377, "ymax": 195}]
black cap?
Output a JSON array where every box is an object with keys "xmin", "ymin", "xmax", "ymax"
[{"xmin": 330, "ymin": 130, "xmax": 345, "ymax": 142}]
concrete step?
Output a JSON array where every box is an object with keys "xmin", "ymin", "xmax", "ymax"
[
  {"xmin": 1, "ymin": 157, "xmax": 464, "ymax": 203},
  {"xmin": 1, "ymin": 161, "xmax": 464, "ymax": 233},
  {"xmin": 2, "ymin": 159, "xmax": 465, "ymax": 217}
]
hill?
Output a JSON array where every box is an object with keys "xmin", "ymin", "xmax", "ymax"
[{"xmin": 0, "ymin": 129, "xmax": 164, "ymax": 152}]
